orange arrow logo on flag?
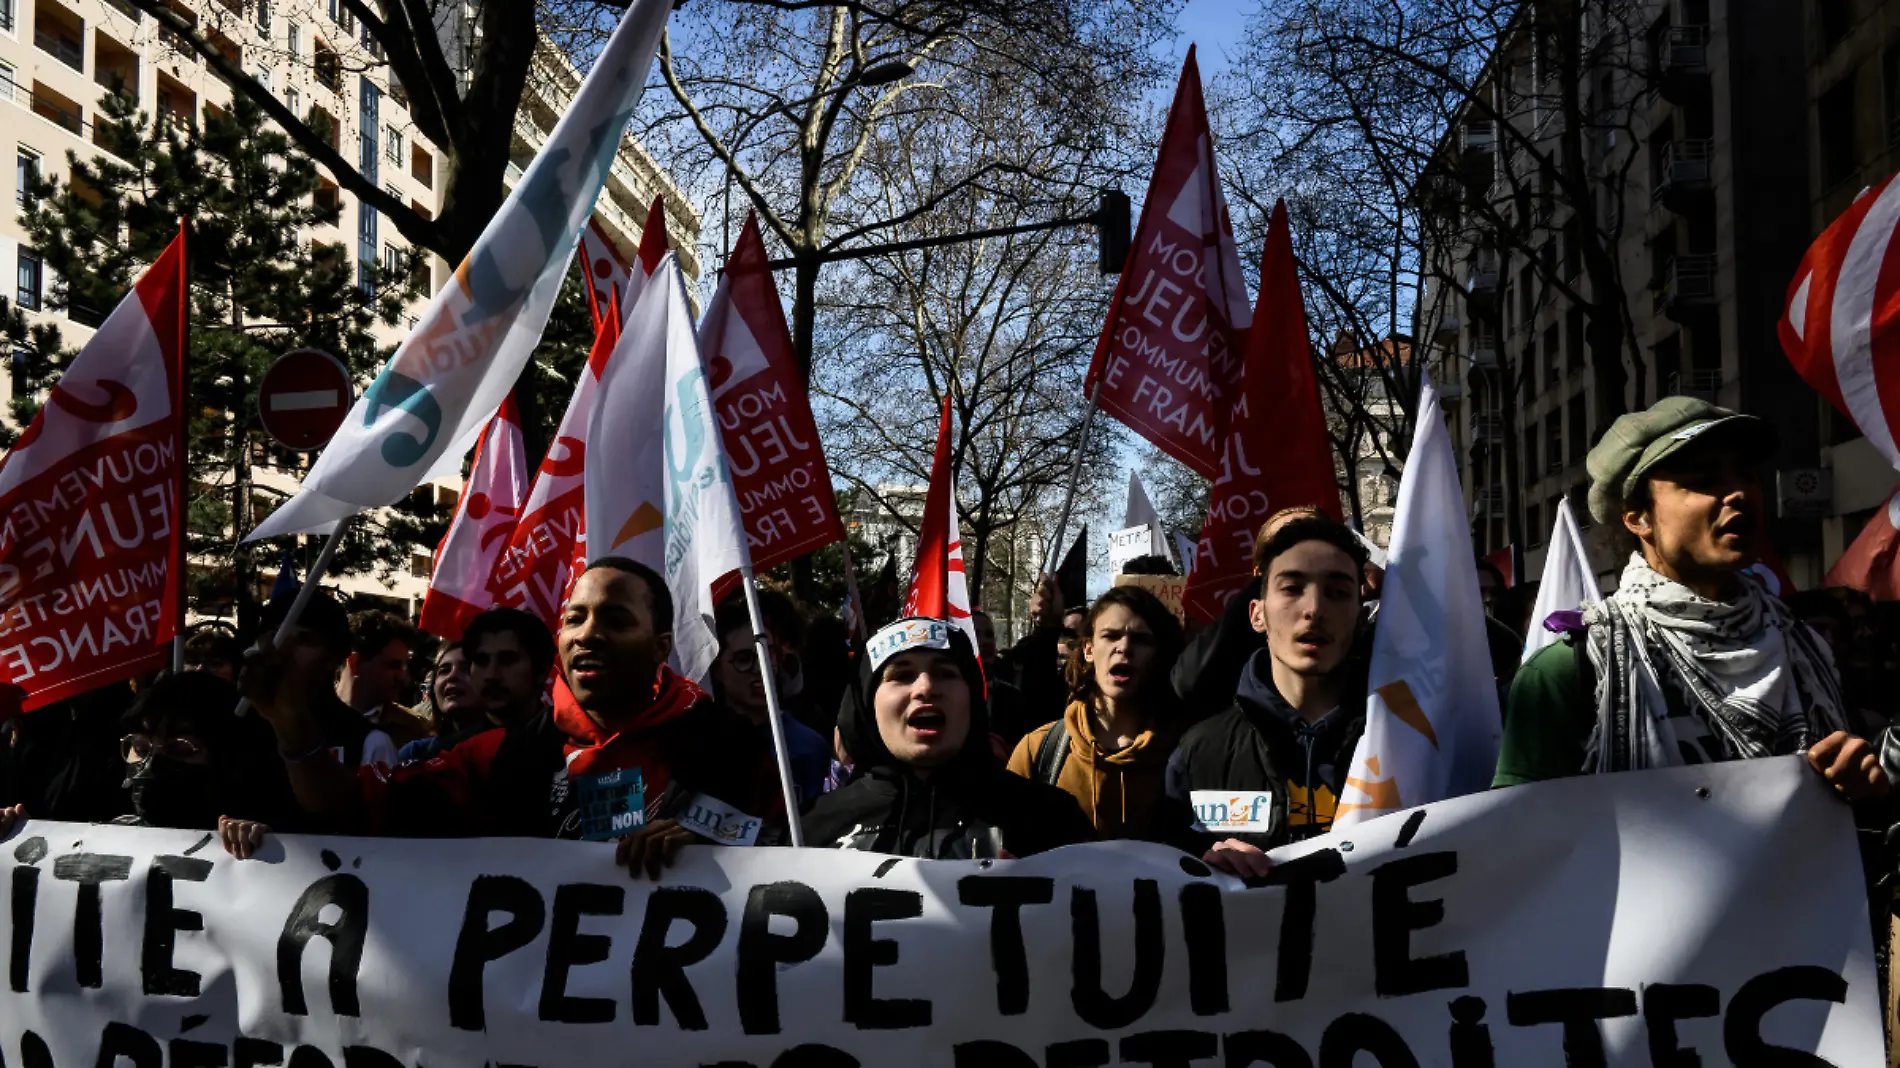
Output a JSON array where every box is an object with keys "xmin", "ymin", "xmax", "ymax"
[{"xmin": 1375, "ymin": 679, "xmax": 1438, "ymax": 749}]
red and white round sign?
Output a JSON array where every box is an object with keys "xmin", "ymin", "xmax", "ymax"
[{"xmin": 258, "ymin": 348, "xmax": 352, "ymax": 451}]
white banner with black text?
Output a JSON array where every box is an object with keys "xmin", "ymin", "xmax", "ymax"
[{"xmin": 0, "ymin": 756, "xmax": 1881, "ymax": 1066}]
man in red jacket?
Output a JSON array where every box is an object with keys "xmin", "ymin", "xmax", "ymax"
[{"xmin": 242, "ymin": 558, "xmax": 773, "ymax": 872}]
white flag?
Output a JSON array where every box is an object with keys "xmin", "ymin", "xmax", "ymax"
[
  {"xmin": 1174, "ymin": 531, "xmax": 1197, "ymax": 575},
  {"xmin": 249, "ymin": 0, "xmax": 672, "ymax": 539},
  {"xmin": 1124, "ymin": 471, "xmax": 1178, "ymax": 569},
  {"xmin": 1522, "ymin": 498, "xmax": 1597, "ymax": 663},
  {"xmin": 588, "ymin": 254, "xmax": 750, "ymax": 682},
  {"xmin": 1335, "ymin": 375, "xmax": 1501, "ymax": 826}
]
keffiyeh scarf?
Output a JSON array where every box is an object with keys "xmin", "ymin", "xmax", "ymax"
[{"xmin": 1582, "ymin": 554, "xmax": 1848, "ymax": 772}]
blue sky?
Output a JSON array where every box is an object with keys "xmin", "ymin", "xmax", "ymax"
[{"xmin": 1167, "ymin": 0, "xmax": 1248, "ymax": 79}]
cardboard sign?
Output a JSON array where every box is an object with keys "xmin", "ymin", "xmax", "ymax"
[{"xmin": 1114, "ymin": 572, "xmax": 1186, "ymax": 622}]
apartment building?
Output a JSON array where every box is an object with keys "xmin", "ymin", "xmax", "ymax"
[
  {"xmin": 1415, "ymin": 0, "xmax": 1814, "ymax": 584},
  {"xmin": 1803, "ymin": 0, "xmax": 1900, "ymax": 569},
  {"xmin": 0, "ymin": 0, "xmax": 698, "ymax": 615}
]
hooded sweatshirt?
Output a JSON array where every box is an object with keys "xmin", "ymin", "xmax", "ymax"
[
  {"xmin": 802, "ymin": 627, "xmax": 1096, "ymax": 859},
  {"xmin": 1007, "ymin": 699, "xmax": 1177, "ymax": 842},
  {"xmin": 358, "ymin": 665, "xmax": 773, "ymax": 840},
  {"xmin": 1159, "ymin": 647, "xmax": 1365, "ymax": 853}
]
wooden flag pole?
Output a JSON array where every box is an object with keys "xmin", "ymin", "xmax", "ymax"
[
  {"xmin": 233, "ymin": 515, "xmax": 354, "ymax": 717},
  {"xmin": 739, "ymin": 563, "xmax": 805, "ymax": 846},
  {"xmin": 1044, "ymin": 380, "xmax": 1102, "ymax": 574}
]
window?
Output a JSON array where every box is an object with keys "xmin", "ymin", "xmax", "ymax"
[
  {"xmin": 256, "ymin": 67, "xmax": 272, "ymax": 92},
  {"xmin": 0, "ymin": 0, "xmax": 14, "ymax": 34},
  {"xmin": 1523, "ymin": 427, "xmax": 1539, "ymax": 484},
  {"xmin": 1546, "ymin": 415, "xmax": 1563, "ymax": 474},
  {"xmin": 285, "ymin": 85, "xmax": 300, "ymax": 119},
  {"xmin": 1566, "ymin": 307, "xmax": 1585, "ymax": 369},
  {"xmin": 411, "ymin": 144, "xmax": 433, "ymax": 188},
  {"xmin": 1821, "ymin": 78, "xmax": 1859, "ymax": 190},
  {"xmin": 17, "ymin": 249, "xmax": 41, "ymax": 311},
  {"xmin": 1887, "ymin": 44, "xmax": 1900, "ymax": 146},
  {"xmin": 1543, "ymin": 324, "xmax": 1560, "ymax": 391},
  {"xmin": 384, "ymin": 125, "xmax": 403, "ymax": 166},
  {"xmin": 380, "ymin": 243, "xmax": 401, "ymax": 276},
  {"xmin": 255, "ymin": 0, "xmax": 270, "ymax": 34},
  {"xmin": 16, "ymin": 148, "xmax": 38, "ymax": 209},
  {"xmin": 314, "ymin": 41, "xmax": 339, "ymax": 92},
  {"xmin": 286, "ymin": 20, "xmax": 300, "ymax": 55},
  {"xmin": 360, "ymin": 20, "xmax": 379, "ymax": 57},
  {"xmin": 1821, "ymin": 0, "xmax": 1853, "ymax": 53},
  {"xmin": 0, "ymin": 62, "xmax": 15, "ymax": 104},
  {"xmin": 357, "ymin": 259, "xmax": 373, "ymax": 295},
  {"xmin": 1526, "ymin": 503, "xmax": 1544, "ymax": 548},
  {"xmin": 1568, "ymin": 394, "xmax": 1588, "ymax": 462}
]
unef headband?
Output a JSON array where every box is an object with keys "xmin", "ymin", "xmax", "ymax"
[{"xmin": 866, "ymin": 618, "xmax": 954, "ymax": 674}]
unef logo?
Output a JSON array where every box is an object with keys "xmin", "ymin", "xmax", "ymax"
[{"xmin": 1189, "ymin": 790, "xmax": 1275, "ymax": 833}]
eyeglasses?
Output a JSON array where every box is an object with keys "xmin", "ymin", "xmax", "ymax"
[{"xmin": 120, "ymin": 734, "xmax": 206, "ymax": 764}]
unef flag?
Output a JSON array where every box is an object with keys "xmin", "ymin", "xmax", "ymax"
[
  {"xmin": 580, "ymin": 198, "xmax": 668, "ymax": 329},
  {"xmin": 702, "ymin": 214, "xmax": 846, "ymax": 572},
  {"xmin": 419, "ymin": 396, "xmax": 528, "ymax": 641},
  {"xmin": 588, "ymin": 254, "xmax": 750, "ymax": 682},
  {"xmin": 248, "ymin": 0, "xmax": 672, "ymax": 540},
  {"xmin": 0, "ymin": 228, "xmax": 186, "ymax": 708},
  {"xmin": 1183, "ymin": 200, "xmax": 1340, "ymax": 623},
  {"xmin": 486, "ymin": 202, "xmax": 666, "ymax": 631},
  {"xmin": 903, "ymin": 398, "xmax": 978, "ymax": 650},
  {"xmin": 1083, "ymin": 46, "xmax": 1251, "ymax": 480},
  {"xmin": 1335, "ymin": 374, "xmax": 1501, "ymax": 826}
]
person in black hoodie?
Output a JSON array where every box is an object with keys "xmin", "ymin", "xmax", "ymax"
[
  {"xmin": 1161, "ymin": 516, "xmax": 1369, "ymax": 879},
  {"xmin": 805, "ymin": 617, "xmax": 1095, "ymax": 858}
]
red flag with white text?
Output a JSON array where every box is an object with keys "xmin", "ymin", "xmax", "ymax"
[
  {"xmin": 1183, "ymin": 200, "xmax": 1341, "ymax": 623},
  {"xmin": 703, "ymin": 214, "xmax": 846, "ymax": 573},
  {"xmin": 579, "ymin": 199, "xmax": 667, "ymax": 329},
  {"xmin": 419, "ymin": 396, "xmax": 529, "ymax": 640},
  {"xmin": 486, "ymin": 203, "xmax": 669, "ymax": 630},
  {"xmin": 1083, "ymin": 46, "xmax": 1252, "ymax": 480},
  {"xmin": 0, "ymin": 228, "xmax": 187, "ymax": 709},
  {"xmin": 903, "ymin": 398, "xmax": 978, "ymax": 650}
]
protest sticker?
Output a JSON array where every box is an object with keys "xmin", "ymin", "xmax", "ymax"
[
  {"xmin": 0, "ymin": 757, "xmax": 1879, "ymax": 1065},
  {"xmin": 571, "ymin": 767, "xmax": 644, "ymax": 841}
]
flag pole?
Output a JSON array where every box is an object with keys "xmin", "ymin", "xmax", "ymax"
[
  {"xmin": 738, "ymin": 563, "xmax": 805, "ymax": 846},
  {"xmin": 1044, "ymin": 380, "xmax": 1101, "ymax": 574},
  {"xmin": 839, "ymin": 545, "xmax": 868, "ymax": 642},
  {"xmin": 233, "ymin": 515, "xmax": 354, "ymax": 716},
  {"xmin": 172, "ymin": 216, "xmax": 190, "ymax": 674}
]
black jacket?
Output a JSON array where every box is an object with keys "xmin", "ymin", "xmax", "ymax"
[
  {"xmin": 0, "ymin": 685, "xmax": 135, "ymax": 823},
  {"xmin": 1171, "ymin": 575, "xmax": 1262, "ymax": 715},
  {"xmin": 1160, "ymin": 648, "xmax": 1365, "ymax": 853},
  {"xmin": 807, "ymin": 623, "xmax": 1094, "ymax": 859}
]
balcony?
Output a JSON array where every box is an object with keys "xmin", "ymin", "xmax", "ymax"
[
  {"xmin": 1432, "ymin": 312, "xmax": 1461, "ymax": 341},
  {"xmin": 93, "ymin": 30, "xmax": 138, "ymax": 95},
  {"xmin": 1658, "ymin": 254, "xmax": 1716, "ymax": 322},
  {"xmin": 34, "ymin": 0, "xmax": 87, "ymax": 75},
  {"xmin": 1667, "ymin": 369, "xmax": 1721, "ymax": 403},
  {"xmin": 1461, "ymin": 120, "xmax": 1497, "ymax": 154},
  {"xmin": 30, "ymin": 81, "xmax": 83, "ymax": 137},
  {"xmin": 1653, "ymin": 139, "xmax": 1711, "ymax": 212},
  {"xmin": 1465, "ymin": 256, "xmax": 1500, "ymax": 299},
  {"xmin": 1657, "ymin": 25, "xmax": 1709, "ymax": 103},
  {"xmin": 1469, "ymin": 334, "xmax": 1499, "ymax": 370},
  {"xmin": 1439, "ymin": 381, "xmax": 1464, "ymax": 404}
]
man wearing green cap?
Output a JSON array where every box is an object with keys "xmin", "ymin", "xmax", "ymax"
[{"xmin": 1495, "ymin": 396, "xmax": 1890, "ymax": 802}]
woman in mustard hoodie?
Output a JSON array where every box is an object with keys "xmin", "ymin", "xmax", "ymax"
[{"xmin": 1007, "ymin": 585, "xmax": 1185, "ymax": 840}]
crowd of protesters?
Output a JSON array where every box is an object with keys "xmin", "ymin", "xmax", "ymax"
[{"xmin": 0, "ymin": 397, "xmax": 1895, "ymax": 889}]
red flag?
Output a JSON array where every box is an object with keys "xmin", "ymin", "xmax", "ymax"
[
  {"xmin": 1183, "ymin": 200, "xmax": 1341, "ymax": 623},
  {"xmin": 1779, "ymin": 172, "xmax": 1900, "ymax": 467},
  {"xmin": 420, "ymin": 396, "xmax": 529, "ymax": 640},
  {"xmin": 0, "ymin": 228, "xmax": 187, "ymax": 708},
  {"xmin": 902, "ymin": 398, "xmax": 978, "ymax": 647},
  {"xmin": 703, "ymin": 214, "xmax": 847, "ymax": 573},
  {"xmin": 1483, "ymin": 545, "xmax": 1519, "ymax": 587},
  {"xmin": 1825, "ymin": 489, "xmax": 1900, "ymax": 598},
  {"xmin": 580, "ymin": 199, "xmax": 670, "ymax": 329},
  {"xmin": 1083, "ymin": 46, "xmax": 1252, "ymax": 480}
]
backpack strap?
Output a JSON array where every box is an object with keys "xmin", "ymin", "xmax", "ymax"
[{"xmin": 1032, "ymin": 720, "xmax": 1070, "ymax": 787}]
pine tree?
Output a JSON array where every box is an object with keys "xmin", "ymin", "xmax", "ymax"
[{"xmin": 16, "ymin": 87, "xmax": 431, "ymax": 619}]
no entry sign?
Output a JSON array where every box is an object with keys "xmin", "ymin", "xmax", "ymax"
[{"xmin": 258, "ymin": 348, "xmax": 352, "ymax": 451}]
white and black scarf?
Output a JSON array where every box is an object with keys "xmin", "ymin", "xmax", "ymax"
[{"xmin": 1582, "ymin": 555, "xmax": 1848, "ymax": 772}]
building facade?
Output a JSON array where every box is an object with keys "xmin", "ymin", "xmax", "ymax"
[
  {"xmin": 1416, "ymin": 0, "xmax": 1814, "ymax": 586},
  {"xmin": 0, "ymin": 0, "xmax": 697, "ymax": 615}
]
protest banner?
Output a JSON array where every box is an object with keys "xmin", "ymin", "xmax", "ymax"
[
  {"xmin": 1113, "ymin": 573, "xmax": 1185, "ymax": 622},
  {"xmin": 1107, "ymin": 525, "xmax": 1158, "ymax": 571},
  {"xmin": 1081, "ymin": 46, "xmax": 1252, "ymax": 481},
  {"xmin": 0, "ymin": 229, "xmax": 185, "ymax": 709},
  {"xmin": 702, "ymin": 214, "xmax": 847, "ymax": 572},
  {"xmin": 0, "ymin": 757, "xmax": 1878, "ymax": 1066}
]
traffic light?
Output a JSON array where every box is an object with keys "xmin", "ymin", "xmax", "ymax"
[{"xmin": 1097, "ymin": 187, "xmax": 1131, "ymax": 275}]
